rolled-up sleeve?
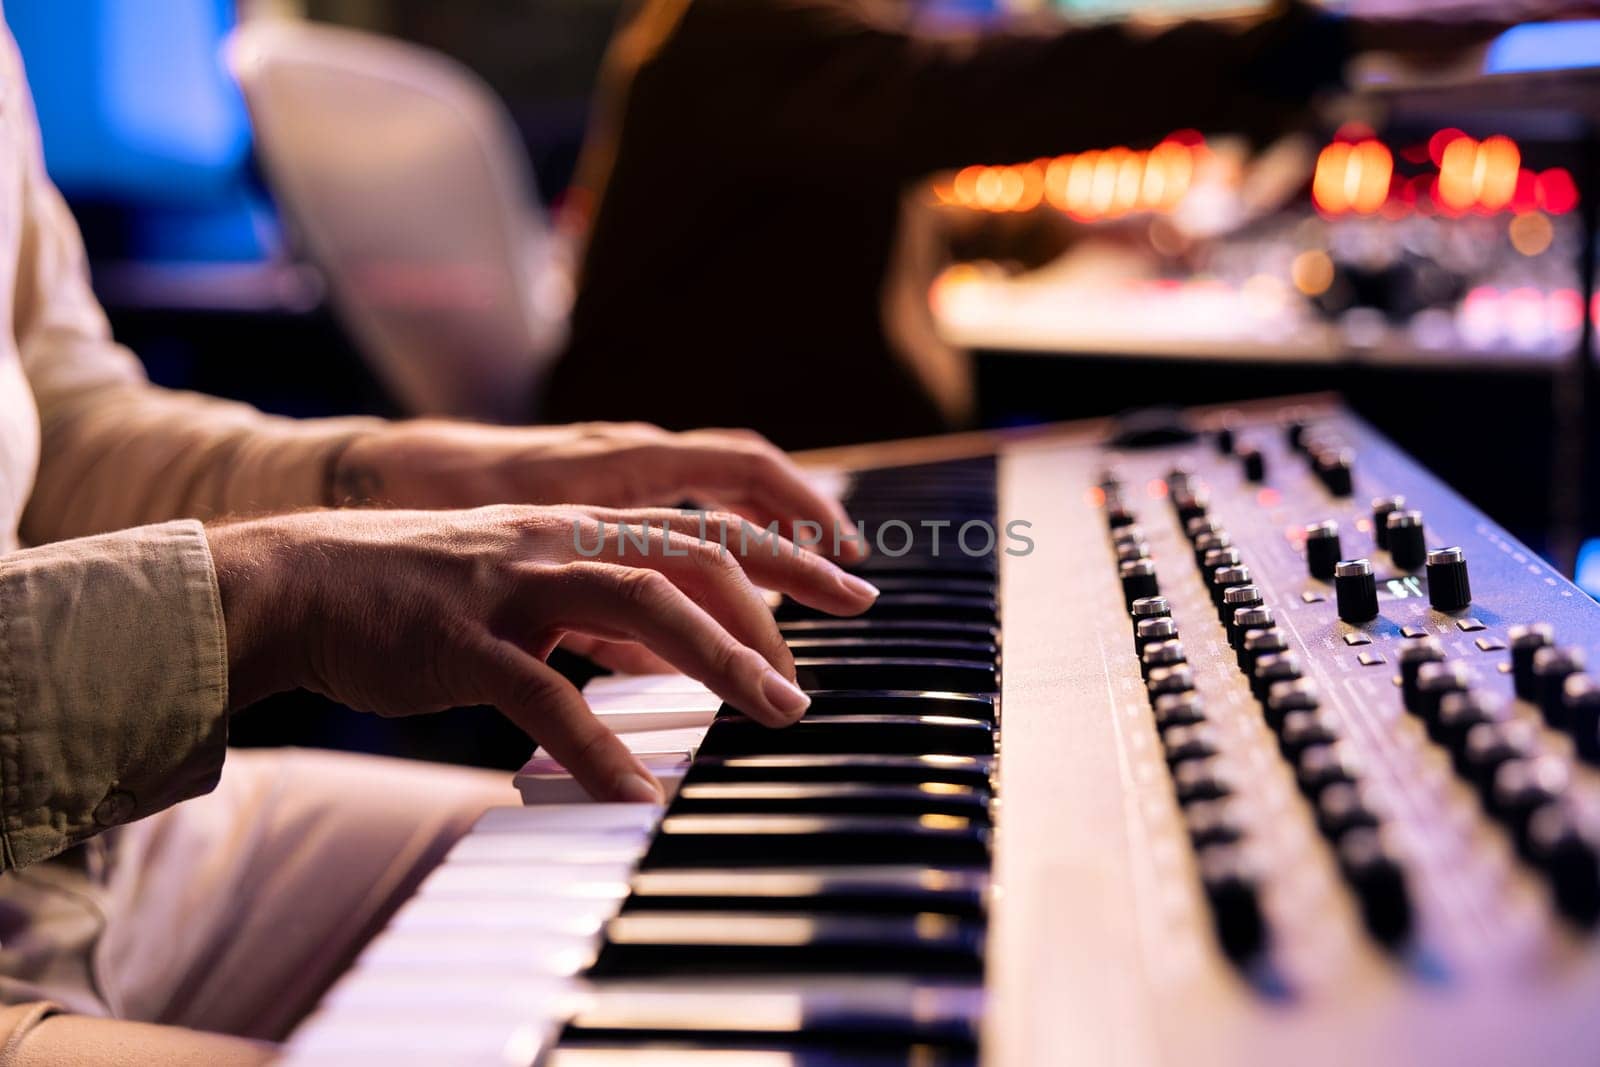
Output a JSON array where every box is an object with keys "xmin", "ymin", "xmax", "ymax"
[{"xmin": 0, "ymin": 521, "xmax": 227, "ymax": 869}]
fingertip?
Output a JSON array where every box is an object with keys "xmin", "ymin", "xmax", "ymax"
[
  {"xmin": 612, "ymin": 770, "xmax": 665, "ymax": 804},
  {"xmin": 760, "ymin": 667, "xmax": 811, "ymax": 724}
]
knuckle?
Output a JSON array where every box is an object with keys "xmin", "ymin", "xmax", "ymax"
[{"xmin": 616, "ymin": 567, "xmax": 673, "ymax": 609}]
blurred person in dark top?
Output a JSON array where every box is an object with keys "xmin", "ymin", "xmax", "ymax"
[{"xmin": 546, "ymin": 0, "xmax": 1544, "ymax": 449}]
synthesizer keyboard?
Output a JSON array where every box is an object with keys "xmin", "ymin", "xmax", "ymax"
[{"xmin": 287, "ymin": 395, "xmax": 1600, "ymax": 1066}]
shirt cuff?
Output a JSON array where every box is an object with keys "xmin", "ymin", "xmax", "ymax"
[{"xmin": 0, "ymin": 520, "xmax": 228, "ymax": 869}]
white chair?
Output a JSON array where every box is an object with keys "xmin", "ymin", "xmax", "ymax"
[{"xmin": 226, "ymin": 19, "xmax": 571, "ymax": 422}]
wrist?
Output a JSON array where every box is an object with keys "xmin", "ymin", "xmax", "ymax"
[{"xmin": 206, "ymin": 518, "xmax": 309, "ymax": 710}]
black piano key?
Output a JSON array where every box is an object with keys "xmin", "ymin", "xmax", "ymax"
[
  {"xmin": 779, "ymin": 620, "xmax": 998, "ymax": 643},
  {"xmin": 589, "ymin": 911, "xmax": 985, "ymax": 977},
  {"xmin": 669, "ymin": 781, "xmax": 992, "ymax": 821},
  {"xmin": 852, "ymin": 576, "xmax": 996, "ymax": 597},
  {"xmin": 559, "ymin": 980, "xmax": 983, "ymax": 1054},
  {"xmin": 623, "ymin": 866, "xmax": 989, "ymax": 919},
  {"xmin": 785, "ymin": 637, "xmax": 999, "ymax": 663},
  {"xmin": 802, "ymin": 693, "xmax": 995, "ymax": 723},
  {"xmin": 777, "ymin": 594, "xmax": 999, "ymax": 626},
  {"xmin": 698, "ymin": 715, "xmax": 995, "ymax": 757},
  {"xmin": 686, "ymin": 754, "xmax": 994, "ymax": 789},
  {"xmin": 644, "ymin": 814, "xmax": 991, "ymax": 867},
  {"xmin": 792, "ymin": 659, "xmax": 999, "ymax": 694}
]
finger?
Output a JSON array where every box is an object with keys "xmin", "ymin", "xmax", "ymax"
[
  {"xmin": 478, "ymin": 642, "xmax": 664, "ymax": 803},
  {"xmin": 546, "ymin": 563, "xmax": 812, "ymax": 726},
  {"xmin": 648, "ymin": 437, "xmax": 865, "ymax": 563},
  {"xmin": 583, "ymin": 507, "xmax": 878, "ymax": 617},
  {"xmin": 561, "ymin": 633, "xmax": 678, "ymax": 675}
]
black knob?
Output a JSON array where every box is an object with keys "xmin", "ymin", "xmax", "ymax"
[
  {"xmin": 1318, "ymin": 449, "xmax": 1355, "ymax": 498},
  {"xmin": 1371, "ymin": 495, "xmax": 1406, "ymax": 550},
  {"xmin": 1167, "ymin": 467, "xmax": 1194, "ymax": 494},
  {"xmin": 1153, "ymin": 691, "xmax": 1206, "ymax": 733},
  {"xmin": 1130, "ymin": 596, "xmax": 1172, "ymax": 623},
  {"xmin": 1397, "ymin": 638, "xmax": 1447, "ymax": 714},
  {"xmin": 1115, "ymin": 539, "xmax": 1150, "ymax": 564},
  {"xmin": 1106, "ymin": 501, "xmax": 1136, "ymax": 531},
  {"xmin": 1318, "ymin": 782, "xmax": 1382, "ymax": 841},
  {"xmin": 1425, "ymin": 547, "xmax": 1472, "ymax": 612},
  {"xmin": 1240, "ymin": 445, "xmax": 1266, "ymax": 484},
  {"xmin": 1222, "ymin": 587, "xmax": 1264, "ymax": 644},
  {"xmin": 1338, "ymin": 828, "xmax": 1412, "ymax": 946},
  {"xmin": 1508, "ymin": 623, "xmax": 1556, "ymax": 701},
  {"xmin": 1527, "ymin": 802, "xmax": 1600, "ymax": 926},
  {"xmin": 1210, "ymin": 566, "xmax": 1251, "ymax": 610},
  {"xmin": 1533, "ymin": 647, "xmax": 1586, "ymax": 729},
  {"xmin": 1279, "ymin": 706, "xmax": 1340, "ymax": 754},
  {"xmin": 1563, "ymin": 675, "xmax": 1600, "ymax": 764},
  {"xmin": 1134, "ymin": 616, "xmax": 1179, "ymax": 655},
  {"xmin": 1304, "ymin": 520, "xmax": 1342, "ymax": 581},
  {"xmin": 1230, "ymin": 605, "xmax": 1275, "ymax": 652},
  {"xmin": 1490, "ymin": 756, "xmax": 1570, "ymax": 855},
  {"xmin": 1173, "ymin": 488, "xmax": 1209, "ymax": 525},
  {"xmin": 1286, "ymin": 420, "xmax": 1308, "ymax": 452},
  {"xmin": 1198, "ymin": 845, "xmax": 1266, "ymax": 961},
  {"xmin": 1147, "ymin": 664, "xmax": 1196, "ymax": 699},
  {"xmin": 1185, "ymin": 516, "xmax": 1221, "ymax": 541},
  {"xmin": 1216, "ymin": 425, "xmax": 1236, "ymax": 455},
  {"xmin": 1461, "ymin": 720, "xmax": 1540, "ymax": 796},
  {"xmin": 1266, "ymin": 679, "xmax": 1321, "ymax": 732},
  {"xmin": 1386, "ymin": 510, "xmax": 1427, "ymax": 571},
  {"xmin": 1414, "ymin": 661, "xmax": 1472, "ymax": 735},
  {"xmin": 1239, "ymin": 627, "xmax": 1288, "ymax": 676},
  {"xmin": 1437, "ymin": 691, "xmax": 1507, "ymax": 764},
  {"xmin": 1201, "ymin": 547, "xmax": 1242, "ymax": 575},
  {"xmin": 1335, "ymin": 559, "xmax": 1379, "ymax": 623},
  {"xmin": 1120, "ymin": 559, "xmax": 1159, "ymax": 606},
  {"xmin": 1252, "ymin": 651, "xmax": 1302, "ymax": 702},
  {"xmin": 1193, "ymin": 531, "xmax": 1233, "ymax": 567},
  {"xmin": 1140, "ymin": 639, "xmax": 1187, "ymax": 678}
]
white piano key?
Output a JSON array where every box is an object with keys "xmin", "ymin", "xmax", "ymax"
[
  {"xmin": 414, "ymin": 862, "xmax": 635, "ymax": 900},
  {"xmin": 514, "ymin": 752, "xmax": 692, "ymax": 805},
  {"xmin": 389, "ymin": 895, "xmax": 621, "ymax": 935},
  {"xmin": 285, "ymin": 1011, "xmax": 554, "ymax": 1067},
  {"xmin": 472, "ymin": 803, "xmax": 663, "ymax": 834},
  {"xmin": 319, "ymin": 971, "xmax": 577, "ymax": 1014},
  {"xmin": 355, "ymin": 927, "xmax": 599, "ymax": 974}
]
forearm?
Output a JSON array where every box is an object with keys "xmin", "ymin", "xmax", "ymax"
[{"xmin": 23, "ymin": 373, "xmax": 383, "ymax": 543}]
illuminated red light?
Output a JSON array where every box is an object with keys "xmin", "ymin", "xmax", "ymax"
[
  {"xmin": 1429, "ymin": 128, "xmax": 1467, "ymax": 166},
  {"xmin": 1538, "ymin": 168, "xmax": 1580, "ymax": 215},
  {"xmin": 1147, "ymin": 479, "xmax": 1168, "ymax": 499},
  {"xmin": 1085, "ymin": 487, "xmax": 1106, "ymax": 509},
  {"xmin": 1550, "ymin": 289, "xmax": 1585, "ymax": 334},
  {"xmin": 1256, "ymin": 489, "xmax": 1282, "ymax": 509}
]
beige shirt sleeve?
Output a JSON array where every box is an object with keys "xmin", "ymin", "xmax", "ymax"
[{"xmin": 0, "ymin": 521, "xmax": 228, "ymax": 868}]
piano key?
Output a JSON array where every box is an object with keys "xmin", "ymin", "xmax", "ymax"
[
  {"xmin": 549, "ymin": 1046, "xmax": 974, "ymax": 1067},
  {"xmin": 560, "ymin": 978, "xmax": 983, "ymax": 1051},
  {"xmin": 645, "ymin": 814, "xmax": 990, "ymax": 867},
  {"xmin": 783, "ymin": 637, "xmax": 999, "ymax": 662},
  {"xmin": 589, "ymin": 912, "xmax": 985, "ymax": 977},
  {"xmin": 623, "ymin": 866, "xmax": 988, "ymax": 918},
  {"xmin": 803, "ymin": 692, "xmax": 995, "ymax": 723},
  {"xmin": 698, "ymin": 715, "xmax": 994, "ymax": 757},
  {"xmin": 687, "ymin": 754, "xmax": 993, "ymax": 788},
  {"xmin": 791, "ymin": 658, "xmax": 999, "ymax": 693},
  {"xmin": 669, "ymin": 781, "xmax": 991, "ymax": 821},
  {"xmin": 778, "ymin": 619, "xmax": 999, "ymax": 643},
  {"xmin": 848, "ymin": 575, "xmax": 996, "ymax": 597},
  {"xmin": 470, "ymin": 804, "xmax": 663, "ymax": 835},
  {"xmin": 776, "ymin": 594, "xmax": 998, "ymax": 625}
]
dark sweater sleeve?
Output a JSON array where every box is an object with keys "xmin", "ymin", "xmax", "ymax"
[{"xmin": 647, "ymin": 0, "xmax": 1351, "ymax": 179}]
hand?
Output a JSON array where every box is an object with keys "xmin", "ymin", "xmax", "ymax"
[
  {"xmin": 208, "ymin": 505, "xmax": 879, "ymax": 802},
  {"xmin": 332, "ymin": 421, "xmax": 866, "ymax": 563}
]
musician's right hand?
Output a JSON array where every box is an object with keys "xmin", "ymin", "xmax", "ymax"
[{"xmin": 206, "ymin": 505, "xmax": 880, "ymax": 803}]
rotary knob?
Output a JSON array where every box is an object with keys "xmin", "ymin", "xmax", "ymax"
[
  {"xmin": 1210, "ymin": 565, "xmax": 1251, "ymax": 608},
  {"xmin": 1120, "ymin": 559, "xmax": 1159, "ymax": 606},
  {"xmin": 1397, "ymin": 638, "xmax": 1446, "ymax": 714},
  {"xmin": 1239, "ymin": 445, "xmax": 1266, "ymax": 484},
  {"xmin": 1386, "ymin": 510, "xmax": 1427, "ymax": 572},
  {"xmin": 1317, "ymin": 448, "xmax": 1355, "ymax": 498},
  {"xmin": 1216, "ymin": 425, "xmax": 1237, "ymax": 455},
  {"xmin": 1425, "ymin": 547, "xmax": 1472, "ymax": 612},
  {"xmin": 1371, "ymin": 495, "xmax": 1406, "ymax": 550},
  {"xmin": 1335, "ymin": 559, "xmax": 1379, "ymax": 624},
  {"xmin": 1533, "ymin": 647, "xmax": 1586, "ymax": 729},
  {"xmin": 1239, "ymin": 627, "xmax": 1288, "ymax": 676},
  {"xmin": 1135, "ymin": 616, "xmax": 1179, "ymax": 655},
  {"xmin": 1508, "ymin": 623, "xmax": 1555, "ymax": 701},
  {"xmin": 1286, "ymin": 419, "xmax": 1308, "ymax": 453},
  {"xmin": 1304, "ymin": 520, "xmax": 1342, "ymax": 581},
  {"xmin": 1130, "ymin": 596, "xmax": 1172, "ymax": 624},
  {"xmin": 1562, "ymin": 675, "xmax": 1600, "ymax": 765},
  {"xmin": 1229, "ymin": 604, "xmax": 1274, "ymax": 652}
]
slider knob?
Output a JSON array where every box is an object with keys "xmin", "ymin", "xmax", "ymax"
[
  {"xmin": 1426, "ymin": 547, "xmax": 1472, "ymax": 612},
  {"xmin": 1386, "ymin": 510, "xmax": 1427, "ymax": 572},
  {"xmin": 1335, "ymin": 559, "xmax": 1380, "ymax": 624},
  {"xmin": 1304, "ymin": 520, "xmax": 1342, "ymax": 581},
  {"xmin": 1371, "ymin": 495, "xmax": 1406, "ymax": 551}
]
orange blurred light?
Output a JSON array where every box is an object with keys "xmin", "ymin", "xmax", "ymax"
[
  {"xmin": 1437, "ymin": 135, "xmax": 1479, "ymax": 213},
  {"xmin": 1428, "ymin": 128, "xmax": 1467, "ymax": 166},
  {"xmin": 1476, "ymin": 136, "xmax": 1521, "ymax": 212},
  {"xmin": 1147, "ymin": 479, "xmax": 1168, "ymax": 499},
  {"xmin": 1256, "ymin": 489, "xmax": 1282, "ymax": 509},
  {"xmin": 1084, "ymin": 487, "xmax": 1107, "ymax": 509},
  {"xmin": 1352, "ymin": 141, "xmax": 1394, "ymax": 214},
  {"xmin": 1312, "ymin": 142, "xmax": 1353, "ymax": 214}
]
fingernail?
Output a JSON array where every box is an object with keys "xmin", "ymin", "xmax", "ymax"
[
  {"xmin": 761, "ymin": 668, "xmax": 811, "ymax": 720},
  {"xmin": 614, "ymin": 772, "xmax": 664, "ymax": 804},
  {"xmin": 837, "ymin": 572, "xmax": 880, "ymax": 601}
]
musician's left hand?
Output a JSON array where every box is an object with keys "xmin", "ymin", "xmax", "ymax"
[{"xmin": 330, "ymin": 420, "xmax": 866, "ymax": 564}]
